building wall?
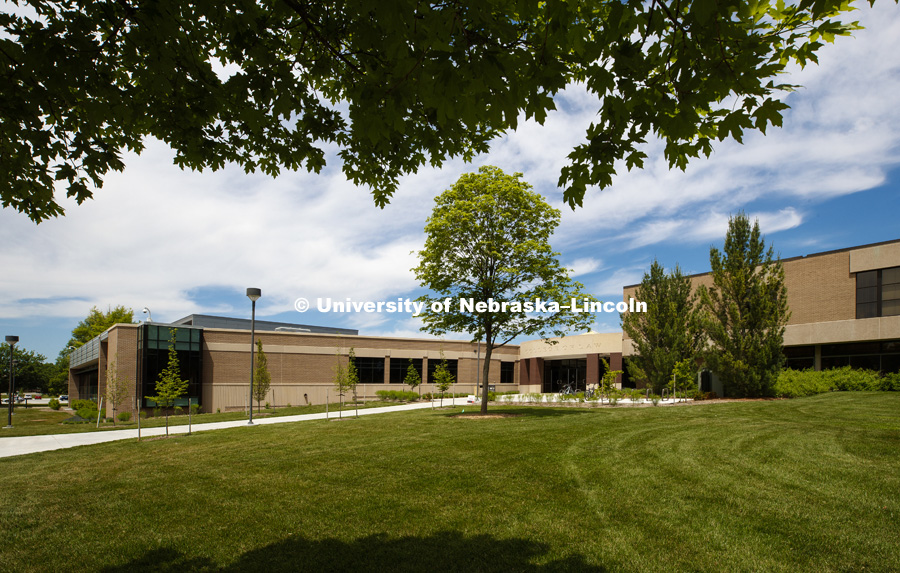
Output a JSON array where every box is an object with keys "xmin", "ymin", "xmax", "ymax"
[{"xmin": 198, "ymin": 329, "xmax": 518, "ymax": 412}]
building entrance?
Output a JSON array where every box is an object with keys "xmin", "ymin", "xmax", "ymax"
[{"xmin": 543, "ymin": 359, "xmax": 587, "ymax": 393}]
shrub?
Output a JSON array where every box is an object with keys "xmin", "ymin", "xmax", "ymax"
[
  {"xmin": 71, "ymin": 399, "xmax": 96, "ymax": 411},
  {"xmin": 117, "ymin": 411, "xmax": 132, "ymax": 422},
  {"xmin": 190, "ymin": 404, "xmax": 202, "ymax": 415},
  {"xmin": 774, "ymin": 367, "xmax": 890, "ymax": 398},
  {"xmin": 264, "ymin": 401, "xmax": 271, "ymax": 409},
  {"xmin": 650, "ymin": 394, "xmax": 661, "ymax": 406},
  {"xmin": 48, "ymin": 398, "xmax": 61, "ymax": 410},
  {"xmin": 286, "ymin": 403, "xmax": 292, "ymax": 408},
  {"xmin": 139, "ymin": 411, "xmax": 148, "ymax": 419},
  {"xmin": 76, "ymin": 407, "xmax": 98, "ymax": 420},
  {"xmin": 173, "ymin": 406, "xmax": 184, "ymax": 416},
  {"xmin": 375, "ymin": 390, "xmax": 419, "ymax": 402}
]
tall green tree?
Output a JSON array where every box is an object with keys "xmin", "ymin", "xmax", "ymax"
[
  {"xmin": 0, "ymin": 345, "xmax": 52, "ymax": 394},
  {"xmin": 68, "ymin": 305, "xmax": 135, "ymax": 349},
  {"xmin": 698, "ymin": 213, "xmax": 790, "ymax": 397},
  {"xmin": 621, "ymin": 260, "xmax": 703, "ymax": 393},
  {"xmin": 148, "ymin": 332, "xmax": 188, "ymax": 435},
  {"xmin": 414, "ymin": 166, "xmax": 594, "ymax": 414},
  {"xmin": 252, "ymin": 339, "xmax": 271, "ymax": 412},
  {"xmin": 1, "ymin": 0, "xmax": 881, "ymax": 222}
]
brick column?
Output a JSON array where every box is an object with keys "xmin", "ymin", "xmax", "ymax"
[
  {"xmin": 610, "ymin": 352, "xmax": 623, "ymax": 388},
  {"xmin": 586, "ymin": 353, "xmax": 600, "ymax": 388}
]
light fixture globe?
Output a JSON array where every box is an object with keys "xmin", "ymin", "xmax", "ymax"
[
  {"xmin": 246, "ymin": 288, "xmax": 261, "ymax": 302},
  {"xmin": 4, "ymin": 336, "xmax": 18, "ymax": 345}
]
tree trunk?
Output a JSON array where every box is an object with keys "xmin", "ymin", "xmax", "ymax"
[{"xmin": 480, "ymin": 344, "xmax": 493, "ymax": 414}]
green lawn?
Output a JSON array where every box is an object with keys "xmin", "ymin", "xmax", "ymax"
[
  {"xmin": 0, "ymin": 400, "xmax": 401, "ymax": 437},
  {"xmin": 1, "ymin": 393, "xmax": 898, "ymax": 572}
]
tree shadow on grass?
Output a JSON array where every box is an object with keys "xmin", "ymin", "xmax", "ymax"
[{"xmin": 103, "ymin": 532, "xmax": 607, "ymax": 572}]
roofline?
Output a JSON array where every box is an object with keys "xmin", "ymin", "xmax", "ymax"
[{"xmin": 623, "ymin": 237, "xmax": 900, "ymax": 289}]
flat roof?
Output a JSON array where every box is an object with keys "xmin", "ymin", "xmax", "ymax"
[{"xmin": 171, "ymin": 314, "xmax": 357, "ymax": 335}]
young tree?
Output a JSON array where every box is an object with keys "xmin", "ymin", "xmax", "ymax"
[
  {"xmin": 2, "ymin": 1, "xmax": 874, "ymax": 222},
  {"xmin": 346, "ymin": 348, "xmax": 359, "ymax": 408},
  {"xmin": 403, "ymin": 359, "xmax": 422, "ymax": 396},
  {"xmin": 621, "ymin": 260, "xmax": 703, "ymax": 393},
  {"xmin": 698, "ymin": 213, "xmax": 790, "ymax": 397},
  {"xmin": 414, "ymin": 166, "xmax": 594, "ymax": 414},
  {"xmin": 252, "ymin": 339, "xmax": 271, "ymax": 412},
  {"xmin": 432, "ymin": 355, "xmax": 455, "ymax": 408},
  {"xmin": 332, "ymin": 351, "xmax": 352, "ymax": 419},
  {"xmin": 148, "ymin": 332, "xmax": 188, "ymax": 435},
  {"xmin": 105, "ymin": 353, "xmax": 131, "ymax": 425}
]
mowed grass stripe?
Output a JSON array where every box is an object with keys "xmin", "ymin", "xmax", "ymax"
[{"xmin": 1, "ymin": 393, "xmax": 898, "ymax": 572}]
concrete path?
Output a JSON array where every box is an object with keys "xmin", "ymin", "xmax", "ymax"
[{"xmin": 0, "ymin": 397, "xmax": 474, "ymax": 459}]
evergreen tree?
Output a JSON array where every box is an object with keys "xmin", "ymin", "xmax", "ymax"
[
  {"xmin": 698, "ymin": 213, "xmax": 790, "ymax": 397},
  {"xmin": 253, "ymin": 339, "xmax": 271, "ymax": 412},
  {"xmin": 622, "ymin": 260, "xmax": 703, "ymax": 393},
  {"xmin": 148, "ymin": 331, "xmax": 188, "ymax": 435}
]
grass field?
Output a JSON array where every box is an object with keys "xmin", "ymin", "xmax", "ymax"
[
  {"xmin": 0, "ymin": 400, "xmax": 397, "ymax": 438},
  {"xmin": 1, "ymin": 393, "xmax": 898, "ymax": 572}
]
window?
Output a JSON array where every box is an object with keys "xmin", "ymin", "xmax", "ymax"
[
  {"xmin": 427, "ymin": 359, "xmax": 458, "ymax": 384},
  {"xmin": 857, "ymin": 266, "xmax": 900, "ymax": 318},
  {"xmin": 353, "ymin": 357, "xmax": 385, "ymax": 384},
  {"xmin": 500, "ymin": 361, "xmax": 515, "ymax": 385},
  {"xmin": 390, "ymin": 358, "xmax": 422, "ymax": 384}
]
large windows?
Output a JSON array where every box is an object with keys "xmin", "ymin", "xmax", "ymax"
[
  {"xmin": 427, "ymin": 358, "xmax": 457, "ymax": 384},
  {"xmin": 857, "ymin": 266, "xmax": 900, "ymax": 318},
  {"xmin": 820, "ymin": 341, "xmax": 900, "ymax": 372},
  {"xmin": 353, "ymin": 357, "xmax": 385, "ymax": 385},
  {"xmin": 390, "ymin": 358, "xmax": 422, "ymax": 384},
  {"xmin": 784, "ymin": 345, "xmax": 815, "ymax": 370},
  {"xmin": 138, "ymin": 324, "xmax": 202, "ymax": 408}
]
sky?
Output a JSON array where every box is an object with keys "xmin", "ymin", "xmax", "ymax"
[{"xmin": 2, "ymin": 2, "xmax": 900, "ymax": 360}]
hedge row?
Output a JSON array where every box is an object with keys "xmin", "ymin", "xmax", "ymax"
[{"xmin": 774, "ymin": 366, "xmax": 900, "ymax": 398}]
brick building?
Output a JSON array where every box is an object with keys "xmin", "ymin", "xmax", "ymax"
[{"xmin": 68, "ymin": 239, "xmax": 900, "ymax": 408}]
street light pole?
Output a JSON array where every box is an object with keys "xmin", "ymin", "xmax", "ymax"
[
  {"xmin": 246, "ymin": 288, "xmax": 261, "ymax": 425},
  {"xmin": 5, "ymin": 336, "xmax": 19, "ymax": 429}
]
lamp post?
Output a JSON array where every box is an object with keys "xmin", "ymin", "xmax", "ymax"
[
  {"xmin": 5, "ymin": 336, "xmax": 18, "ymax": 429},
  {"xmin": 246, "ymin": 288, "xmax": 261, "ymax": 425},
  {"xmin": 142, "ymin": 307, "xmax": 152, "ymax": 322}
]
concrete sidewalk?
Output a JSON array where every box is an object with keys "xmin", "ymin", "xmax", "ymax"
[{"xmin": 0, "ymin": 397, "xmax": 472, "ymax": 459}]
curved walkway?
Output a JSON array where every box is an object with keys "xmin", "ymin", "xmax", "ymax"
[{"xmin": 0, "ymin": 398, "xmax": 470, "ymax": 459}]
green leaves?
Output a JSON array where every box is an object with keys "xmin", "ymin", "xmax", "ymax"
[
  {"xmin": 698, "ymin": 213, "xmax": 790, "ymax": 397},
  {"xmin": 414, "ymin": 166, "xmax": 594, "ymax": 351},
  {"xmin": 1, "ymin": 0, "xmax": 886, "ymax": 221}
]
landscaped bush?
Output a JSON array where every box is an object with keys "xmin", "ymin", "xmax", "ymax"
[
  {"xmin": 76, "ymin": 406, "xmax": 98, "ymax": 420},
  {"xmin": 190, "ymin": 404, "xmax": 202, "ymax": 415},
  {"xmin": 375, "ymin": 390, "xmax": 419, "ymax": 402},
  {"xmin": 117, "ymin": 412, "xmax": 131, "ymax": 422},
  {"xmin": 48, "ymin": 398, "xmax": 60, "ymax": 410},
  {"xmin": 774, "ymin": 366, "xmax": 894, "ymax": 398},
  {"xmin": 71, "ymin": 399, "xmax": 96, "ymax": 411}
]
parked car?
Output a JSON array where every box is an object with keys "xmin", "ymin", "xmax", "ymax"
[
  {"xmin": 59, "ymin": 395, "xmax": 69, "ymax": 402},
  {"xmin": 34, "ymin": 394, "xmax": 42, "ymax": 399},
  {"xmin": 24, "ymin": 394, "xmax": 33, "ymax": 400}
]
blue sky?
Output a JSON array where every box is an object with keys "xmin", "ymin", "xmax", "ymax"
[{"xmin": 2, "ymin": 2, "xmax": 899, "ymax": 360}]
